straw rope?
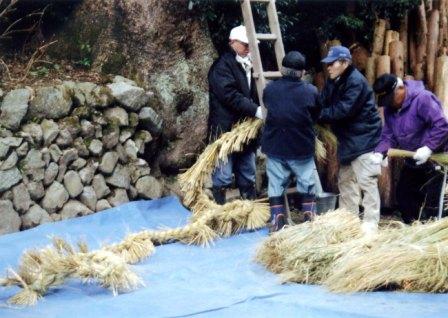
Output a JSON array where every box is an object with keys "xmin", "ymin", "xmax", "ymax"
[{"xmin": 1, "ymin": 118, "xmax": 272, "ymax": 305}]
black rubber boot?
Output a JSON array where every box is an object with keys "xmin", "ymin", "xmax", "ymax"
[
  {"xmin": 268, "ymin": 196, "xmax": 287, "ymax": 233},
  {"xmin": 212, "ymin": 187, "xmax": 227, "ymax": 205},
  {"xmin": 239, "ymin": 183, "xmax": 256, "ymax": 200}
]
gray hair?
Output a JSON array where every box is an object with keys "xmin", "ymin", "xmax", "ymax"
[{"xmin": 281, "ymin": 66, "xmax": 303, "ymax": 79}]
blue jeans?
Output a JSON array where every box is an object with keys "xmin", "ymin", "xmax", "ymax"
[
  {"xmin": 267, "ymin": 156, "xmax": 316, "ymax": 197},
  {"xmin": 212, "ymin": 150, "xmax": 256, "ymax": 188}
]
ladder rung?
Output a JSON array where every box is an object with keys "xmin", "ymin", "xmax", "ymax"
[
  {"xmin": 253, "ymin": 71, "xmax": 282, "ymax": 79},
  {"xmin": 256, "ymin": 33, "xmax": 277, "ymax": 41}
]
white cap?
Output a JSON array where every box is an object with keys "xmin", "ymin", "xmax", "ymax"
[{"xmin": 229, "ymin": 25, "xmax": 249, "ymax": 44}]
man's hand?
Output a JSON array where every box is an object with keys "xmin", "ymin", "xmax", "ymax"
[
  {"xmin": 413, "ymin": 146, "xmax": 432, "ymax": 165},
  {"xmin": 255, "ymin": 106, "xmax": 264, "ymax": 120}
]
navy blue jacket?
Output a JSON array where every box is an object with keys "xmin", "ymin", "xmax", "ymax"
[
  {"xmin": 319, "ymin": 65, "xmax": 381, "ymax": 164},
  {"xmin": 207, "ymin": 52, "xmax": 259, "ymax": 140},
  {"xmin": 261, "ymin": 77, "xmax": 320, "ymax": 160}
]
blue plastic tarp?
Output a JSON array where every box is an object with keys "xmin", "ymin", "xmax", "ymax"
[{"xmin": 1, "ymin": 196, "xmax": 447, "ymax": 318}]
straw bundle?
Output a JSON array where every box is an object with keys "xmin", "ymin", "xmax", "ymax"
[
  {"xmin": 325, "ymin": 218, "xmax": 448, "ymax": 292},
  {"xmin": 255, "ymin": 209, "xmax": 362, "ymax": 284},
  {"xmin": 1, "ymin": 238, "xmax": 142, "ymax": 305},
  {"xmin": 178, "ymin": 118, "xmax": 263, "ymax": 207}
]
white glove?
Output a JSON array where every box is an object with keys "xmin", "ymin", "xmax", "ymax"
[
  {"xmin": 369, "ymin": 152, "xmax": 383, "ymax": 165},
  {"xmin": 413, "ymin": 146, "xmax": 432, "ymax": 165},
  {"xmin": 255, "ymin": 106, "xmax": 264, "ymax": 120}
]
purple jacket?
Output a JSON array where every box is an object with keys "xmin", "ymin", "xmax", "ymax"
[{"xmin": 376, "ymin": 80, "xmax": 448, "ymax": 154}]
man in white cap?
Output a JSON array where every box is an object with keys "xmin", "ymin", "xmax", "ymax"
[{"xmin": 207, "ymin": 25, "xmax": 263, "ymax": 204}]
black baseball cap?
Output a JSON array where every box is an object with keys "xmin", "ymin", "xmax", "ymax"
[{"xmin": 373, "ymin": 74, "xmax": 398, "ymax": 107}]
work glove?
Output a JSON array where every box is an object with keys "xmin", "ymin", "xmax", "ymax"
[
  {"xmin": 368, "ymin": 152, "xmax": 388, "ymax": 168},
  {"xmin": 413, "ymin": 146, "xmax": 432, "ymax": 165},
  {"xmin": 255, "ymin": 106, "xmax": 264, "ymax": 120}
]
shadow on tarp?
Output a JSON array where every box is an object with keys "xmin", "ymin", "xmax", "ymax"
[{"xmin": 0, "ymin": 196, "xmax": 447, "ymax": 318}]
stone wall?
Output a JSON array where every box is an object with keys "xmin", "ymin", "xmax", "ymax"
[{"xmin": 0, "ymin": 76, "xmax": 166, "ymax": 235}]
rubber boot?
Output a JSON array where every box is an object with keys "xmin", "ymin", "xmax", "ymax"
[
  {"xmin": 268, "ymin": 196, "xmax": 287, "ymax": 233},
  {"xmin": 239, "ymin": 183, "xmax": 256, "ymax": 200},
  {"xmin": 212, "ymin": 186, "xmax": 227, "ymax": 205},
  {"xmin": 301, "ymin": 194, "xmax": 317, "ymax": 222}
]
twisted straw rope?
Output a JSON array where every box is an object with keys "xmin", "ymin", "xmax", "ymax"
[{"xmin": 2, "ymin": 118, "xmax": 270, "ymax": 305}]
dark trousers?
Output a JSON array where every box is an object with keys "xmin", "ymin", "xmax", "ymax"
[{"xmin": 396, "ymin": 160, "xmax": 444, "ymax": 223}]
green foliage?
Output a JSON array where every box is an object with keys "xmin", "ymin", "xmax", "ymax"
[
  {"xmin": 75, "ymin": 42, "xmax": 92, "ymax": 69},
  {"xmin": 30, "ymin": 66, "xmax": 50, "ymax": 77}
]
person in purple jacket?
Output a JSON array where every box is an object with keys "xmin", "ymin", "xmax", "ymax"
[{"xmin": 372, "ymin": 73, "xmax": 448, "ymax": 223}]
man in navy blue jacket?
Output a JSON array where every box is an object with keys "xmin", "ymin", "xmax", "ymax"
[
  {"xmin": 208, "ymin": 25, "xmax": 263, "ymax": 204},
  {"xmin": 319, "ymin": 46, "xmax": 382, "ymax": 236},
  {"xmin": 262, "ymin": 51, "xmax": 320, "ymax": 232}
]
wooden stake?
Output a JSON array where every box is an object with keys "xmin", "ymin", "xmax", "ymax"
[
  {"xmin": 399, "ymin": 14, "xmax": 409, "ymax": 73},
  {"xmin": 435, "ymin": 55, "xmax": 448, "ymax": 117},
  {"xmin": 415, "ymin": 0, "xmax": 428, "ymax": 80},
  {"xmin": 372, "ymin": 19, "xmax": 387, "ymax": 56},
  {"xmin": 366, "ymin": 55, "xmax": 377, "ymax": 84},
  {"xmin": 426, "ymin": 9, "xmax": 440, "ymax": 90},
  {"xmin": 376, "ymin": 55, "xmax": 391, "ymax": 77},
  {"xmin": 390, "ymin": 40, "xmax": 405, "ymax": 78},
  {"xmin": 384, "ymin": 30, "xmax": 400, "ymax": 55}
]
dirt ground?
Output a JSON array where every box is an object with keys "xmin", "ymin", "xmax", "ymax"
[{"xmin": 0, "ymin": 56, "xmax": 105, "ymax": 92}]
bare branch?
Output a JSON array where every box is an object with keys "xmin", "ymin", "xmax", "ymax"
[
  {"xmin": 0, "ymin": 58, "xmax": 11, "ymax": 80},
  {"xmin": 0, "ymin": 0, "xmax": 18, "ymax": 20},
  {"xmin": 21, "ymin": 40, "xmax": 57, "ymax": 80},
  {"xmin": 1, "ymin": 10, "xmax": 45, "ymax": 39}
]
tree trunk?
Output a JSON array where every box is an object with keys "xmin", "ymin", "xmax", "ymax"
[
  {"xmin": 366, "ymin": 55, "xmax": 377, "ymax": 84},
  {"xmin": 390, "ymin": 40, "xmax": 405, "ymax": 78},
  {"xmin": 376, "ymin": 55, "xmax": 391, "ymax": 77},
  {"xmin": 426, "ymin": 9, "xmax": 440, "ymax": 90},
  {"xmin": 384, "ymin": 30, "xmax": 400, "ymax": 55},
  {"xmin": 50, "ymin": 0, "xmax": 216, "ymax": 172},
  {"xmin": 372, "ymin": 19, "xmax": 387, "ymax": 56},
  {"xmin": 415, "ymin": 0, "xmax": 428, "ymax": 80}
]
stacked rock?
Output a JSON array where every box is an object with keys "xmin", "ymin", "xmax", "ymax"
[{"xmin": 0, "ymin": 76, "xmax": 164, "ymax": 234}]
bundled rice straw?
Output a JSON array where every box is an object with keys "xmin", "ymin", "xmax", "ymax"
[
  {"xmin": 178, "ymin": 118, "xmax": 263, "ymax": 207},
  {"xmin": 1, "ymin": 238, "xmax": 142, "ymax": 305},
  {"xmin": 325, "ymin": 217, "xmax": 448, "ymax": 292},
  {"xmin": 315, "ymin": 124, "xmax": 338, "ymax": 164},
  {"xmin": 388, "ymin": 148, "xmax": 448, "ymax": 166},
  {"xmin": 255, "ymin": 209, "xmax": 362, "ymax": 284}
]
